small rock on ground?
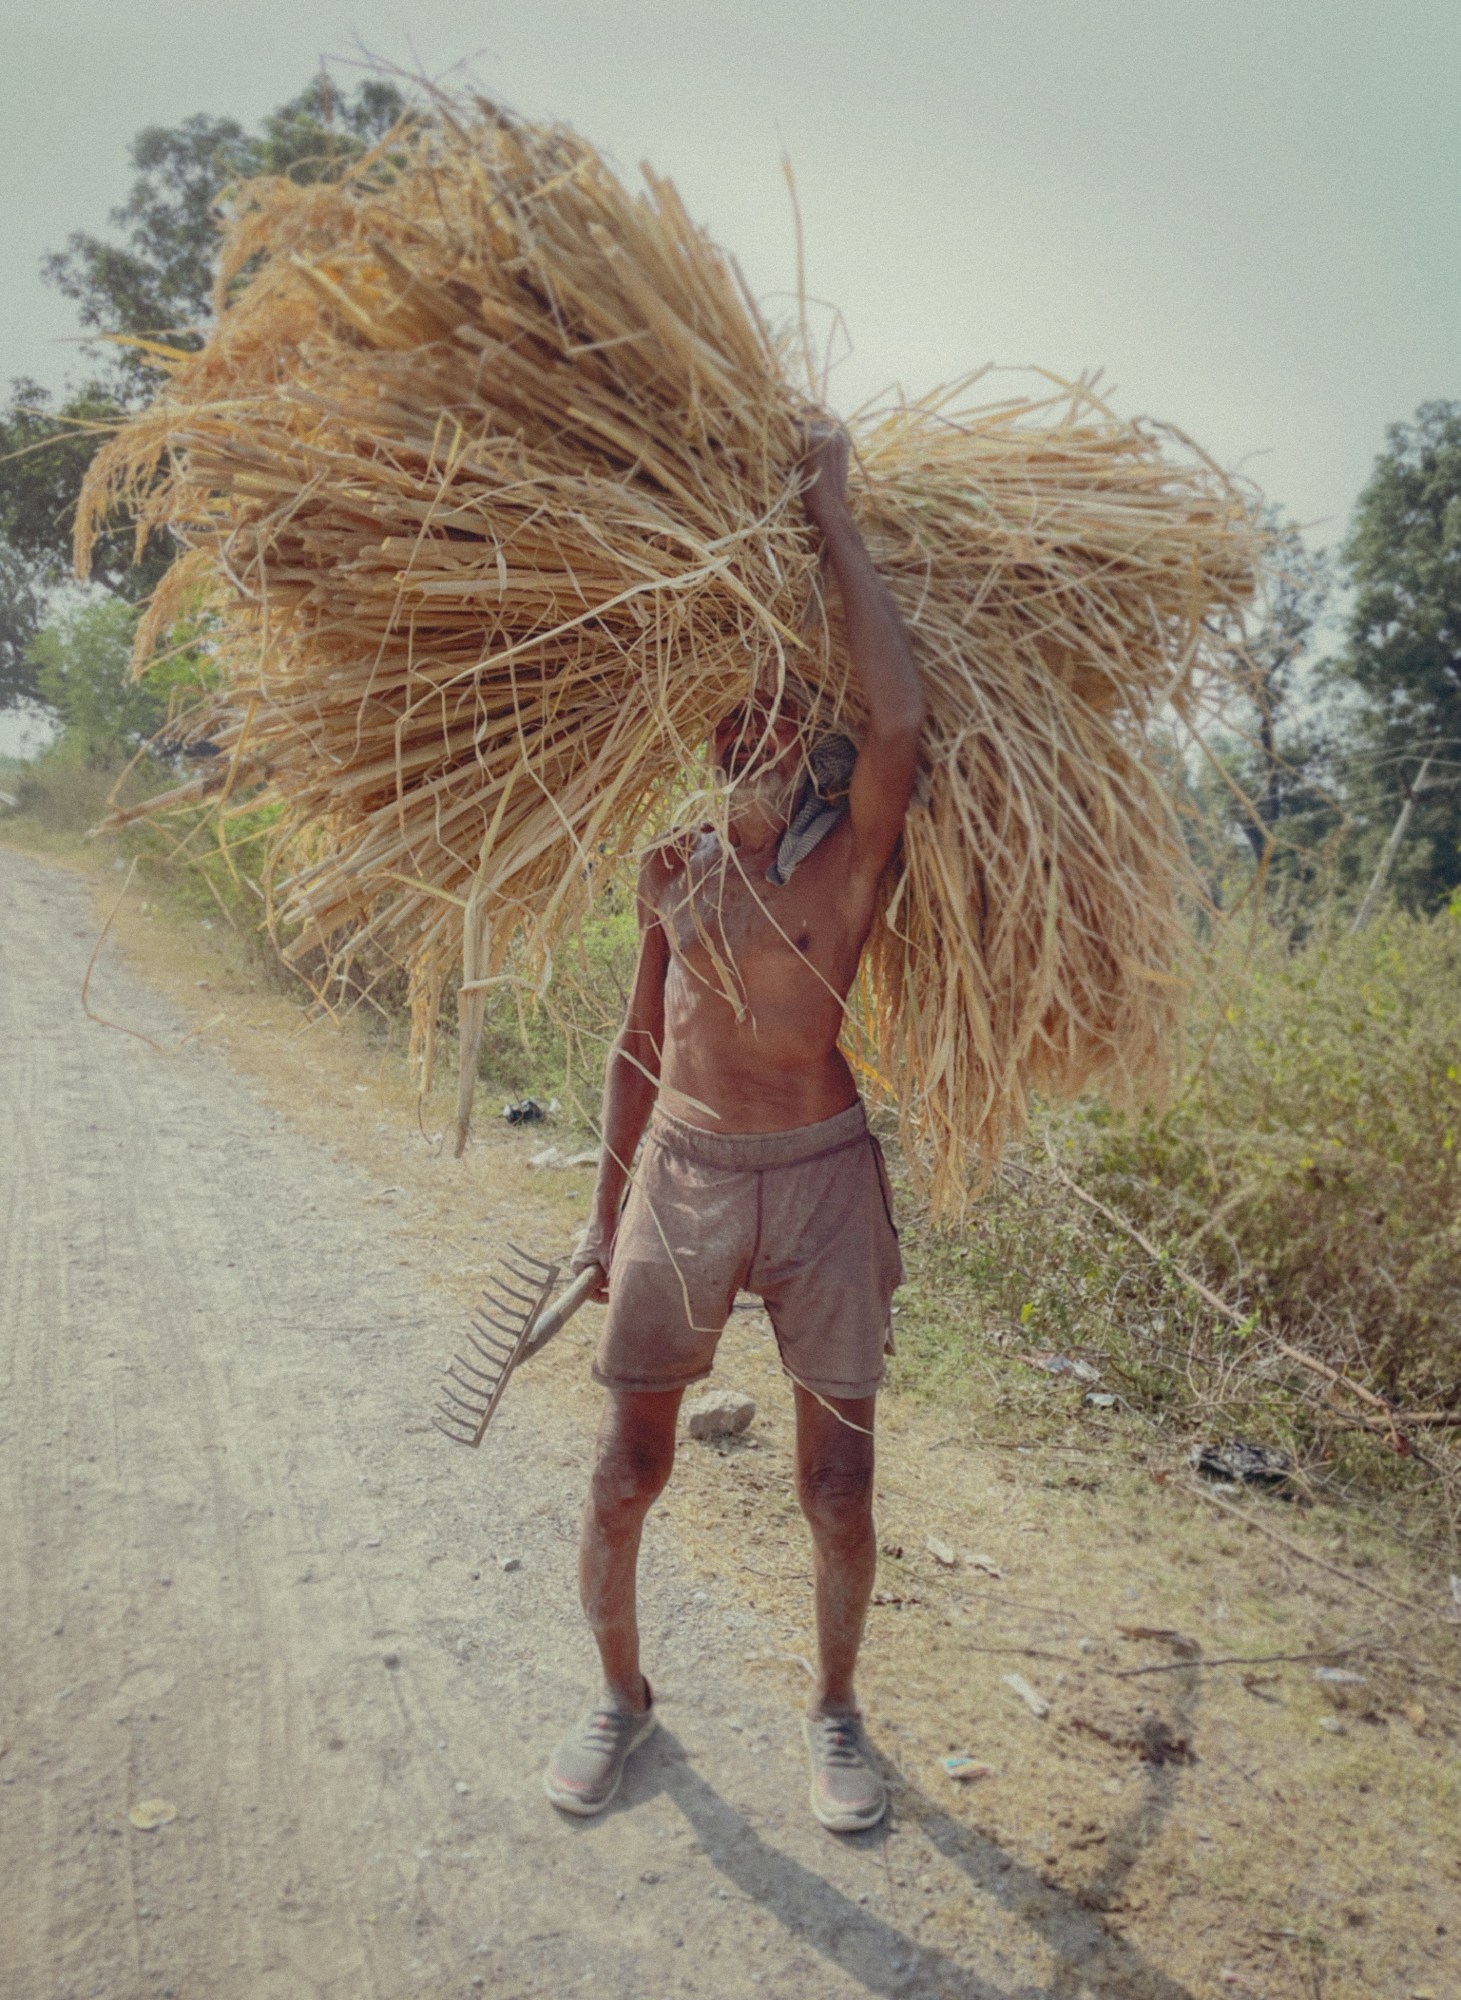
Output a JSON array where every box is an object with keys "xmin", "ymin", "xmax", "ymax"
[{"xmin": 685, "ymin": 1390, "xmax": 756, "ymax": 1441}]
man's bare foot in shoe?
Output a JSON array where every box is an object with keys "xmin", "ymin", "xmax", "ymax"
[
  {"xmin": 544, "ymin": 1678, "xmax": 655, "ymax": 1817},
  {"xmin": 803, "ymin": 1710, "xmax": 886, "ymax": 1832}
]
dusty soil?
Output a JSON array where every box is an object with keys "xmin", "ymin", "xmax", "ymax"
[{"xmin": 3, "ymin": 845, "xmax": 1458, "ymax": 2000}]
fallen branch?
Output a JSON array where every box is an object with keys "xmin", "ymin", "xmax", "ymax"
[
  {"xmin": 1329, "ymin": 1405, "xmax": 1461, "ymax": 1433},
  {"xmin": 1185, "ymin": 1482, "xmax": 1428, "ymax": 1616},
  {"xmin": 81, "ymin": 860, "xmax": 211, "ymax": 1057},
  {"xmin": 950, "ymin": 1642, "xmax": 1080, "ymax": 1664},
  {"xmin": 1109, "ymin": 1638, "xmax": 1370, "ymax": 1678},
  {"xmin": 1043, "ymin": 1148, "xmax": 1456, "ymax": 1430}
]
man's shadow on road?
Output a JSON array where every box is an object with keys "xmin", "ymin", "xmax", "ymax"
[{"xmin": 560, "ymin": 1708, "xmax": 1201, "ymax": 2000}]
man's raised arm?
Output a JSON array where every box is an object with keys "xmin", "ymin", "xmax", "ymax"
[{"xmin": 802, "ymin": 425, "xmax": 926, "ymax": 885}]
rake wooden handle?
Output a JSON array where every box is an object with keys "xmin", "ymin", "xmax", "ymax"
[{"xmin": 521, "ymin": 1263, "xmax": 602, "ymax": 1360}]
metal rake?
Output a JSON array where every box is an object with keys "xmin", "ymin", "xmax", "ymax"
[{"xmin": 434, "ymin": 1243, "xmax": 600, "ymax": 1448}]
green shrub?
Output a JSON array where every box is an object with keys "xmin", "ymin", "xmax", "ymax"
[
  {"xmin": 1083, "ymin": 903, "xmax": 1461, "ymax": 1406},
  {"xmin": 28, "ymin": 598, "xmax": 185, "ymax": 761},
  {"xmin": 5, "ymin": 597, "xmax": 218, "ymax": 848},
  {"xmin": 472, "ymin": 890, "xmax": 640, "ymax": 1114},
  {"xmin": 8, "ymin": 733, "xmax": 169, "ymax": 839}
]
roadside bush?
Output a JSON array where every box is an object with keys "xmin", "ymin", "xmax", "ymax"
[
  {"xmin": 5, "ymin": 597, "xmax": 216, "ymax": 848},
  {"xmin": 1081, "ymin": 904, "xmax": 1461, "ymax": 1407},
  {"xmin": 472, "ymin": 889, "xmax": 640, "ymax": 1110},
  {"xmin": 30, "ymin": 599, "xmax": 163, "ymax": 759},
  {"xmin": 9, "ymin": 733, "xmax": 169, "ymax": 839}
]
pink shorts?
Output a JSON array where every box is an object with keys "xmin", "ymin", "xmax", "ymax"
[{"xmin": 593, "ymin": 1101, "xmax": 903, "ymax": 1401}]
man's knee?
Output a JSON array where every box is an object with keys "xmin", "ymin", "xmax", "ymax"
[
  {"xmin": 796, "ymin": 1458, "xmax": 874, "ymax": 1538},
  {"xmin": 591, "ymin": 1424, "xmax": 675, "ymax": 1515}
]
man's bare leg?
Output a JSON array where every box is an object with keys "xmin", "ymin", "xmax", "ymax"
[
  {"xmin": 792, "ymin": 1383, "xmax": 884, "ymax": 1829},
  {"xmin": 579, "ymin": 1385, "xmax": 684, "ymax": 1711},
  {"xmin": 545, "ymin": 1386, "xmax": 682, "ymax": 1815},
  {"xmin": 792, "ymin": 1385, "xmax": 877, "ymax": 1715}
]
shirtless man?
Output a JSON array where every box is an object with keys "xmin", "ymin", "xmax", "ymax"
[{"xmin": 545, "ymin": 425, "xmax": 926, "ymax": 1832}]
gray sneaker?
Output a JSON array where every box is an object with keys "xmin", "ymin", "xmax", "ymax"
[
  {"xmin": 544, "ymin": 1684, "xmax": 656, "ymax": 1817},
  {"xmin": 803, "ymin": 1712, "xmax": 887, "ymax": 1832}
]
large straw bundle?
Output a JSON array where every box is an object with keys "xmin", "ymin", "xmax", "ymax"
[{"xmin": 82, "ymin": 100, "xmax": 1262, "ymax": 1213}]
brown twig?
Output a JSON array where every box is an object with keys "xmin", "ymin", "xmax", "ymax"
[
  {"xmin": 961, "ymin": 1644, "xmax": 1080, "ymax": 1664},
  {"xmin": 1109, "ymin": 1638, "xmax": 1370, "ymax": 1678},
  {"xmin": 1043, "ymin": 1149, "xmax": 1456, "ymax": 1429},
  {"xmin": 80, "ymin": 860, "xmax": 210, "ymax": 1056},
  {"xmin": 1185, "ymin": 1482, "xmax": 1428, "ymax": 1616}
]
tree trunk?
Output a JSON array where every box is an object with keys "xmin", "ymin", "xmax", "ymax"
[{"xmin": 1350, "ymin": 754, "xmax": 1436, "ymax": 932}]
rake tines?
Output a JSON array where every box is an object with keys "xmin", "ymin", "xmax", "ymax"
[{"xmin": 433, "ymin": 1244, "xmax": 560, "ymax": 1448}]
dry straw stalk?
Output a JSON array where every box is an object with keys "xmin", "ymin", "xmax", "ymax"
[{"xmin": 80, "ymin": 98, "xmax": 1264, "ymax": 1212}]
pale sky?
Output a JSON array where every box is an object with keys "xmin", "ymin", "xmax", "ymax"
[{"xmin": 2, "ymin": 2, "xmax": 1458, "ymax": 651}]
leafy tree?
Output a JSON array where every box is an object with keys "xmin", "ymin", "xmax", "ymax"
[
  {"xmin": 1189, "ymin": 515, "xmax": 1343, "ymax": 907},
  {"xmin": 29, "ymin": 595, "xmax": 210, "ymax": 762},
  {"xmin": 0, "ymin": 378, "xmax": 169, "ymax": 708},
  {"xmin": 29, "ymin": 599, "xmax": 159, "ymax": 759},
  {"xmin": 1334, "ymin": 400, "xmax": 1461, "ymax": 909},
  {"xmin": 1232, "ymin": 515, "xmax": 1338, "ymax": 864},
  {"xmin": 0, "ymin": 76, "xmax": 406, "ymax": 708},
  {"xmin": 0, "ymin": 537, "xmax": 48, "ymax": 711},
  {"xmin": 42, "ymin": 78, "xmax": 405, "ymax": 397}
]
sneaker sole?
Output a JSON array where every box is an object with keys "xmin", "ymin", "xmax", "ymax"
[
  {"xmin": 543, "ymin": 1773, "xmax": 618, "ymax": 1818},
  {"xmin": 543, "ymin": 1710, "xmax": 656, "ymax": 1817},
  {"xmin": 808, "ymin": 1780, "xmax": 887, "ymax": 1833}
]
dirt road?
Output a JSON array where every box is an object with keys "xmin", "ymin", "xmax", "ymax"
[{"xmin": 7, "ymin": 850, "xmax": 1173, "ymax": 2000}]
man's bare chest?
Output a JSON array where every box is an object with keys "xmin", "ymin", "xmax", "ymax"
[{"xmin": 657, "ymin": 832, "xmax": 846, "ymax": 984}]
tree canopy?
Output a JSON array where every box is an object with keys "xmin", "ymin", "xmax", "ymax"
[
  {"xmin": 0, "ymin": 75, "xmax": 405, "ymax": 708},
  {"xmin": 1332, "ymin": 399, "xmax": 1461, "ymax": 907},
  {"xmin": 28, "ymin": 598, "xmax": 158, "ymax": 759},
  {"xmin": 42, "ymin": 78, "xmax": 405, "ymax": 396}
]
